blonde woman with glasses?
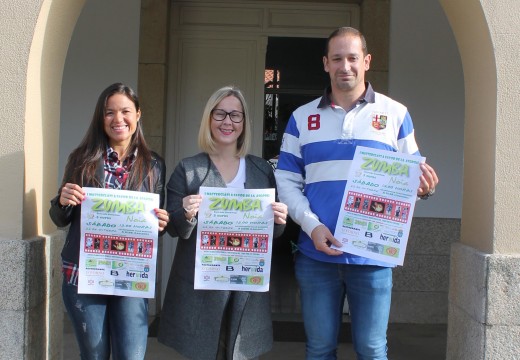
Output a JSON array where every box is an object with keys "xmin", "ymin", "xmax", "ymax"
[{"xmin": 158, "ymin": 85, "xmax": 288, "ymax": 360}]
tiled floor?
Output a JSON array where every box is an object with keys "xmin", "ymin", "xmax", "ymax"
[{"xmin": 63, "ymin": 316, "xmax": 447, "ymax": 359}]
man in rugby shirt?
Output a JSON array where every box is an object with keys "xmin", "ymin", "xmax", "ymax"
[{"xmin": 275, "ymin": 27, "xmax": 439, "ymax": 360}]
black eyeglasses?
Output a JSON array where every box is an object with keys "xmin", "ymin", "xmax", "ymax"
[{"xmin": 211, "ymin": 109, "xmax": 244, "ymax": 123}]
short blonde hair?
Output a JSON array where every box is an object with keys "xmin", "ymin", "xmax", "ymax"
[{"xmin": 198, "ymin": 85, "xmax": 251, "ymax": 157}]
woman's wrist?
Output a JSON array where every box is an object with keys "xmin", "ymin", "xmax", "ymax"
[
  {"xmin": 183, "ymin": 207, "xmax": 195, "ymax": 222},
  {"xmin": 58, "ymin": 198, "xmax": 71, "ymax": 209}
]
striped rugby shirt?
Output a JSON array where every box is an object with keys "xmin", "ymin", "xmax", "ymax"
[{"xmin": 275, "ymin": 83, "xmax": 420, "ymax": 266}]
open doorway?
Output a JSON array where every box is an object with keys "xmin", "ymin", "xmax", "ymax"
[
  {"xmin": 263, "ymin": 37, "xmax": 328, "ymax": 162},
  {"xmin": 263, "ymin": 36, "xmax": 328, "ymax": 317}
]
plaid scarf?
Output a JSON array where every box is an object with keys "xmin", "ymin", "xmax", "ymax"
[{"xmin": 104, "ymin": 146, "xmax": 137, "ymax": 189}]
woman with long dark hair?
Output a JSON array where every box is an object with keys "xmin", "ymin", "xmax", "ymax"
[{"xmin": 49, "ymin": 83, "xmax": 168, "ymax": 360}]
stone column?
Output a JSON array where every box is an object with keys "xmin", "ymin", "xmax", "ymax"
[
  {"xmin": 0, "ymin": 1, "xmax": 85, "ymax": 358},
  {"xmin": 138, "ymin": 0, "xmax": 171, "ymax": 315},
  {"xmin": 0, "ymin": 1, "xmax": 46, "ymax": 358},
  {"xmin": 440, "ymin": 0, "xmax": 520, "ymax": 358}
]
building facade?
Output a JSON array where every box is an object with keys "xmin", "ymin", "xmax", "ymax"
[{"xmin": 0, "ymin": 0, "xmax": 518, "ymax": 359}]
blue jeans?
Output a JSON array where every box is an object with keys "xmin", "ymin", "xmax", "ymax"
[
  {"xmin": 295, "ymin": 253, "xmax": 392, "ymax": 360},
  {"xmin": 62, "ymin": 280, "xmax": 149, "ymax": 360}
]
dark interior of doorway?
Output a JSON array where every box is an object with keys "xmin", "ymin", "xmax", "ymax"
[
  {"xmin": 263, "ymin": 37, "xmax": 328, "ymax": 337},
  {"xmin": 263, "ymin": 36, "xmax": 328, "ymax": 161}
]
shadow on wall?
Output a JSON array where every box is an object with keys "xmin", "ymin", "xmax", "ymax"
[{"xmin": 1, "ymin": 151, "xmax": 25, "ymax": 239}]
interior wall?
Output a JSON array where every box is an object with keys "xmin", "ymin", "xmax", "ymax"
[
  {"xmin": 58, "ymin": 0, "xmax": 141, "ymax": 180},
  {"xmin": 389, "ymin": 0, "xmax": 464, "ymax": 219}
]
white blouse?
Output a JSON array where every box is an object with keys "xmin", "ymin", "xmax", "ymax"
[{"xmin": 226, "ymin": 157, "xmax": 246, "ymax": 189}]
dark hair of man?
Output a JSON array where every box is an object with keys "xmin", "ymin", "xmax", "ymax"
[
  {"xmin": 61, "ymin": 83, "xmax": 153, "ymax": 190},
  {"xmin": 324, "ymin": 26, "xmax": 368, "ymax": 57}
]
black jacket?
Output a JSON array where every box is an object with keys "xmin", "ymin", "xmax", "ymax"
[
  {"xmin": 49, "ymin": 152, "xmax": 166, "ymax": 263},
  {"xmin": 158, "ymin": 153, "xmax": 284, "ymax": 360}
]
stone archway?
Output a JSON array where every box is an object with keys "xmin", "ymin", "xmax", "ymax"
[
  {"xmin": 440, "ymin": 0, "xmax": 496, "ymax": 254},
  {"xmin": 29, "ymin": 3, "xmax": 87, "ymax": 358},
  {"xmin": 439, "ymin": 0, "xmax": 520, "ymax": 358},
  {"xmin": 3, "ymin": 0, "xmax": 517, "ymax": 358},
  {"xmin": 1, "ymin": 1, "xmax": 86, "ymax": 358},
  {"xmin": 26, "ymin": 1, "xmax": 86, "ymax": 237}
]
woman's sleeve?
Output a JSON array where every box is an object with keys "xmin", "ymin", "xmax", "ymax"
[
  {"xmin": 49, "ymin": 192, "xmax": 74, "ymax": 228},
  {"xmin": 165, "ymin": 161, "xmax": 197, "ymax": 239},
  {"xmin": 155, "ymin": 156, "xmax": 167, "ymax": 236},
  {"xmin": 49, "ymin": 162, "xmax": 75, "ymax": 227},
  {"xmin": 156, "ymin": 156, "xmax": 166, "ymax": 209},
  {"xmin": 269, "ymin": 166, "xmax": 286, "ymax": 239}
]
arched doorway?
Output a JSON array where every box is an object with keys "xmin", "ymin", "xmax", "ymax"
[
  {"xmin": 12, "ymin": 0, "xmax": 517, "ymax": 358},
  {"xmin": 25, "ymin": 1, "xmax": 86, "ymax": 358}
]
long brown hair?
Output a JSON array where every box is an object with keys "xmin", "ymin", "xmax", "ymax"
[{"xmin": 61, "ymin": 83, "xmax": 153, "ymax": 190}]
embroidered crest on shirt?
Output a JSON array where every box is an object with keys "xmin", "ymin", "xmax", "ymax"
[{"xmin": 371, "ymin": 113, "xmax": 388, "ymax": 130}]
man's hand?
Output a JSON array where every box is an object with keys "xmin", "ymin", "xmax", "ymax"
[
  {"xmin": 418, "ymin": 163, "xmax": 439, "ymax": 197},
  {"xmin": 310, "ymin": 225, "xmax": 344, "ymax": 256}
]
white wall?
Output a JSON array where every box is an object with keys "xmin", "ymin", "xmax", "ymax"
[
  {"xmin": 389, "ymin": 0, "xmax": 464, "ymax": 218},
  {"xmin": 59, "ymin": 0, "xmax": 141, "ymax": 180}
]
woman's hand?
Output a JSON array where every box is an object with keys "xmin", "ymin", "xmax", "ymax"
[
  {"xmin": 272, "ymin": 201, "xmax": 288, "ymax": 225},
  {"xmin": 183, "ymin": 194, "xmax": 202, "ymax": 221},
  {"xmin": 154, "ymin": 208, "xmax": 169, "ymax": 232},
  {"xmin": 59, "ymin": 183, "xmax": 85, "ymax": 207}
]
